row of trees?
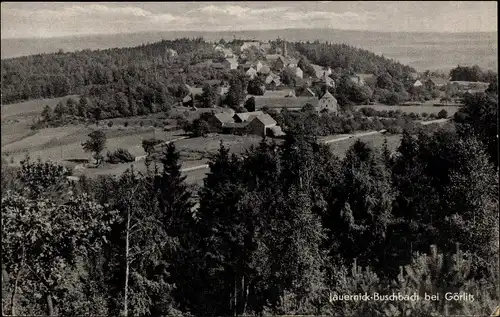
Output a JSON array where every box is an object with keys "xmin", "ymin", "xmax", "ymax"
[{"xmin": 2, "ymin": 96, "xmax": 498, "ymax": 314}]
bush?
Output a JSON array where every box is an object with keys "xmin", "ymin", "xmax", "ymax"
[
  {"xmin": 421, "ymin": 112, "xmax": 428, "ymax": 118},
  {"xmin": 437, "ymin": 109, "xmax": 448, "ymax": 119},
  {"xmin": 139, "ymin": 121, "xmax": 144, "ymax": 127},
  {"xmin": 106, "ymin": 148, "xmax": 135, "ymax": 164},
  {"xmin": 107, "ymin": 121, "xmax": 113, "ymax": 127},
  {"xmin": 429, "ymin": 113, "xmax": 438, "ymax": 119},
  {"xmin": 124, "ymin": 121, "xmax": 129, "ymax": 127}
]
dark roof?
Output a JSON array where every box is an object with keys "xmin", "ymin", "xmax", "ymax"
[
  {"xmin": 252, "ymin": 114, "xmax": 276, "ymax": 126},
  {"xmin": 427, "ymin": 77, "xmax": 448, "ymax": 86},
  {"xmin": 213, "ymin": 113, "xmax": 234, "ymax": 124},
  {"xmin": 321, "ymin": 90, "xmax": 337, "ymax": 101}
]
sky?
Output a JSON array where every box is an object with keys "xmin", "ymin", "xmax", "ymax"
[{"xmin": 1, "ymin": 1, "xmax": 497, "ymax": 39}]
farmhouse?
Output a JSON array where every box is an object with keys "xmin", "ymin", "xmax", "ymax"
[
  {"xmin": 241, "ymin": 41, "xmax": 261, "ymax": 51},
  {"xmin": 291, "ymin": 66, "xmax": 304, "ymax": 79},
  {"xmin": 425, "ymin": 77, "xmax": 448, "ymax": 90},
  {"xmin": 255, "ymin": 60, "xmax": 264, "ymax": 72},
  {"xmin": 266, "ymin": 54, "xmax": 286, "ymax": 70},
  {"xmin": 206, "ymin": 112, "xmax": 234, "ymax": 132},
  {"xmin": 413, "ymin": 80, "xmax": 423, "ymax": 87},
  {"xmin": 265, "ymin": 73, "xmax": 282, "ymax": 88},
  {"xmin": 233, "ymin": 111, "xmax": 264, "ymax": 123},
  {"xmin": 245, "ymin": 114, "xmax": 279, "ymax": 137},
  {"xmin": 222, "ymin": 57, "xmax": 239, "ymax": 70},
  {"xmin": 165, "ymin": 48, "xmax": 178, "ymax": 57},
  {"xmin": 311, "ymin": 64, "xmax": 332, "ymax": 78},
  {"xmin": 206, "ymin": 110, "xmax": 284, "ymax": 137},
  {"xmin": 317, "ymin": 90, "xmax": 338, "ymax": 113},
  {"xmin": 246, "ymin": 67, "xmax": 258, "ymax": 79}
]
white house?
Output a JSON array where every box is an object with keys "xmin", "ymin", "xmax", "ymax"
[
  {"xmin": 317, "ymin": 91, "xmax": 338, "ymax": 113},
  {"xmin": 246, "ymin": 67, "xmax": 258, "ymax": 79},
  {"xmin": 255, "ymin": 61, "xmax": 264, "ymax": 72},
  {"xmin": 413, "ymin": 80, "xmax": 423, "ymax": 87},
  {"xmin": 295, "ymin": 67, "xmax": 304, "ymax": 79}
]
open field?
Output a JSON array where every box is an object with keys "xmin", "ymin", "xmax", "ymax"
[
  {"xmin": 1, "ymin": 95, "xmax": 79, "ymax": 121},
  {"xmin": 327, "ymin": 133, "xmax": 402, "ymax": 158},
  {"xmin": 72, "ymin": 133, "xmax": 264, "ymax": 180},
  {"xmin": 354, "ymin": 103, "xmax": 460, "ymax": 116},
  {"xmin": 1, "ymin": 123, "xmax": 183, "ymax": 166}
]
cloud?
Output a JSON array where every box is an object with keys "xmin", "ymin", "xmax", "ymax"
[{"xmin": 0, "ymin": 2, "xmax": 497, "ymax": 39}]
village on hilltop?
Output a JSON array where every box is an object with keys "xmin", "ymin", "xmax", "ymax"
[{"xmin": 166, "ymin": 39, "xmax": 489, "ymax": 138}]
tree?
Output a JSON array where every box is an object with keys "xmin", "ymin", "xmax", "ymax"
[
  {"xmin": 17, "ymin": 158, "xmax": 69, "ymax": 199},
  {"xmin": 281, "ymin": 67, "xmax": 297, "ymax": 86},
  {"xmin": 41, "ymin": 105, "xmax": 53, "ymax": 122},
  {"xmin": 194, "ymin": 143, "xmax": 248, "ymax": 315},
  {"xmin": 201, "ymin": 83, "xmax": 216, "ymax": 108},
  {"xmin": 454, "ymin": 92, "xmax": 498, "ymax": 166},
  {"xmin": 142, "ymin": 138, "xmax": 162, "ymax": 158},
  {"xmin": 154, "ymin": 144, "xmax": 196, "ymax": 313},
  {"xmin": 326, "ymin": 139, "xmax": 394, "ymax": 272},
  {"xmin": 226, "ymin": 73, "xmax": 247, "ymax": 107},
  {"xmin": 437, "ymin": 109, "xmax": 448, "ymax": 119},
  {"xmin": 190, "ymin": 118, "xmax": 210, "ymax": 137},
  {"xmin": 301, "ymin": 103, "xmax": 316, "ymax": 113},
  {"xmin": 53, "ymin": 102, "xmax": 66, "ymax": 119},
  {"xmin": 247, "ymin": 77, "xmax": 265, "ymax": 96},
  {"xmin": 82, "ymin": 130, "xmax": 107, "ymax": 165},
  {"xmin": 1, "ymin": 191, "xmax": 116, "ymax": 316},
  {"xmin": 244, "ymin": 97, "xmax": 256, "ymax": 112}
]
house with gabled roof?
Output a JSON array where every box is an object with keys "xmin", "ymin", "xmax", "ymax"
[
  {"xmin": 206, "ymin": 112, "xmax": 234, "ymax": 132},
  {"xmin": 222, "ymin": 57, "xmax": 238, "ymax": 70},
  {"xmin": 255, "ymin": 60, "xmax": 264, "ymax": 72},
  {"xmin": 241, "ymin": 41, "xmax": 261, "ymax": 51},
  {"xmin": 246, "ymin": 67, "xmax": 258, "ymax": 79},
  {"xmin": 246, "ymin": 114, "xmax": 278, "ymax": 137},
  {"xmin": 265, "ymin": 73, "xmax": 281, "ymax": 88},
  {"xmin": 311, "ymin": 64, "xmax": 332, "ymax": 78},
  {"xmin": 425, "ymin": 77, "xmax": 449, "ymax": 90},
  {"xmin": 233, "ymin": 111, "xmax": 264, "ymax": 123},
  {"xmin": 317, "ymin": 90, "xmax": 338, "ymax": 113}
]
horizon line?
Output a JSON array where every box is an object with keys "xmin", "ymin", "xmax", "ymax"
[{"xmin": 2, "ymin": 27, "xmax": 497, "ymax": 41}]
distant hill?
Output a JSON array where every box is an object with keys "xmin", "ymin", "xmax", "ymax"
[
  {"xmin": 2, "ymin": 28, "xmax": 497, "ymax": 72},
  {"xmin": 1, "ymin": 36, "xmax": 415, "ymax": 107}
]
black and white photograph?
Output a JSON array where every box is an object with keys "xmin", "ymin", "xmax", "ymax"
[{"xmin": 1, "ymin": 1, "xmax": 498, "ymax": 316}]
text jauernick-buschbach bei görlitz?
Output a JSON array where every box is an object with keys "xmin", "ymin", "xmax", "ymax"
[{"xmin": 329, "ymin": 292, "xmax": 475, "ymax": 303}]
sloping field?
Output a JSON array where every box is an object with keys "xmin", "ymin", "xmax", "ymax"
[
  {"xmin": 328, "ymin": 133, "xmax": 402, "ymax": 158},
  {"xmin": 1, "ymin": 124, "xmax": 183, "ymax": 166},
  {"xmin": 1, "ymin": 95, "xmax": 79, "ymax": 120}
]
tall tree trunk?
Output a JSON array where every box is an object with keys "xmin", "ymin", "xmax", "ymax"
[
  {"xmin": 242, "ymin": 275, "xmax": 249, "ymax": 316},
  {"xmin": 233, "ymin": 277, "xmax": 237, "ymax": 316},
  {"xmin": 11, "ymin": 246, "xmax": 25, "ymax": 316},
  {"xmin": 46, "ymin": 293, "xmax": 54, "ymax": 316},
  {"xmin": 122, "ymin": 209, "xmax": 131, "ymax": 317}
]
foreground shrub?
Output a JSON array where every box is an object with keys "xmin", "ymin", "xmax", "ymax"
[{"xmin": 106, "ymin": 148, "xmax": 135, "ymax": 164}]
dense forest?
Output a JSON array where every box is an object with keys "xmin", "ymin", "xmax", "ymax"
[{"xmin": 1, "ymin": 89, "xmax": 498, "ymax": 316}]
